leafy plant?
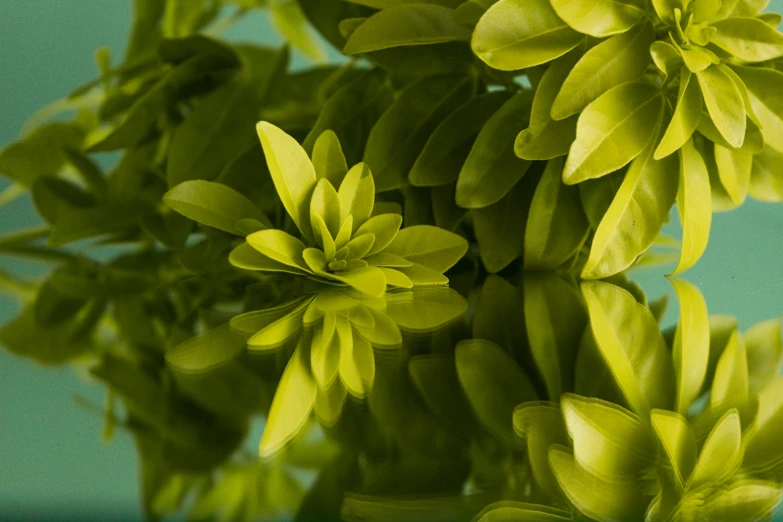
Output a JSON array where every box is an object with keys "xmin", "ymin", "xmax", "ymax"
[{"xmin": 1, "ymin": 0, "xmax": 783, "ymax": 520}]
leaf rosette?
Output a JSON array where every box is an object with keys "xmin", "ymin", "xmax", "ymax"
[{"xmin": 228, "ymin": 122, "xmax": 468, "ymax": 297}]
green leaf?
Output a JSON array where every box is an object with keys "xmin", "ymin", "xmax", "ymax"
[
  {"xmin": 732, "ymin": 65, "xmax": 783, "ymax": 153},
  {"xmin": 364, "ymin": 75, "xmax": 472, "ymax": 192},
  {"xmin": 561, "ymin": 394, "xmax": 655, "ymax": 482},
  {"xmin": 548, "ymin": 446, "xmax": 647, "ymax": 522},
  {"xmin": 166, "ymin": 324, "xmax": 246, "ymax": 373},
  {"xmin": 0, "ymin": 123, "xmax": 85, "ymax": 186},
  {"xmin": 48, "ymin": 201, "xmax": 155, "ymax": 247},
  {"xmin": 383, "ymin": 225, "xmax": 467, "ymax": 273},
  {"xmin": 745, "ymin": 318, "xmax": 783, "ymax": 394},
  {"xmin": 703, "ymin": 481, "xmax": 783, "ymax": 522},
  {"xmin": 63, "ymin": 147, "xmax": 108, "ymax": 198},
  {"xmin": 246, "ymin": 229, "xmax": 309, "ymax": 271},
  {"xmin": 338, "ymin": 163, "xmax": 374, "ymax": 231},
  {"xmin": 650, "ymin": 41, "xmax": 684, "ymax": 81},
  {"xmin": 455, "ymin": 339, "xmax": 538, "ymax": 448},
  {"xmin": 552, "ymin": 22, "xmax": 653, "ymax": 120},
  {"xmin": 310, "ymin": 178, "xmax": 343, "ymax": 243},
  {"xmin": 355, "ymin": 214, "xmax": 403, "ymax": 256},
  {"xmin": 690, "ymin": 409, "xmax": 742, "ymax": 489},
  {"xmin": 166, "ymin": 48, "xmax": 287, "ymax": 187},
  {"xmin": 680, "ymin": 44, "xmax": 720, "ymax": 73},
  {"xmin": 229, "ymin": 242, "xmax": 309, "ymax": 275},
  {"xmin": 344, "ymin": 5, "xmax": 470, "ymax": 54},
  {"xmin": 692, "ymin": 0, "xmax": 722, "ymax": 22},
  {"xmin": 259, "ymin": 344, "xmax": 316, "ymax": 457},
  {"xmin": 473, "ymin": 173, "xmax": 536, "ymax": 273},
  {"xmin": 650, "ymin": 410, "xmax": 697, "ymax": 489},
  {"xmin": 672, "ymin": 139, "xmax": 712, "ymax": 275},
  {"xmin": 339, "ymin": 323, "xmax": 374, "ymax": 398},
  {"xmin": 523, "ymin": 274, "xmax": 587, "ymax": 400},
  {"xmin": 31, "ymin": 177, "xmax": 95, "ymax": 224},
  {"xmin": 582, "ymin": 114, "xmax": 677, "ymax": 279},
  {"xmin": 581, "ymin": 281, "xmax": 675, "ymax": 415},
  {"xmin": 331, "ymin": 266, "xmax": 388, "ymax": 297},
  {"xmin": 651, "ymin": 0, "xmax": 682, "ymax": 24},
  {"xmin": 563, "ymin": 82, "xmax": 663, "ymax": 185},
  {"xmin": 163, "ymin": 180, "xmax": 271, "ymax": 235},
  {"xmin": 473, "ymin": 275, "xmax": 526, "ymax": 358},
  {"xmin": 410, "ymin": 92, "xmax": 510, "ymax": 186},
  {"xmin": 715, "ymin": 144, "xmax": 752, "ymax": 206},
  {"xmin": 470, "ymin": 0, "xmax": 583, "ymax": 71},
  {"xmin": 303, "ymin": 70, "xmax": 392, "ymax": 167},
  {"xmin": 733, "ymin": 0, "xmax": 771, "ymax": 17},
  {"xmin": 87, "ymin": 53, "xmax": 238, "ymax": 152},
  {"xmin": 711, "ymin": 330, "xmax": 749, "ymax": 410},
  {"xmin": 256, "ymin": 121, "xmax": 318, "ymax": 241},
  {"xmin": 312, "ymin": 130, "xmax": 349, "ymax": 188},
  {"xmin": 524, "ymin": 157, "xmax": 589, "ymax": 270},
  {"xmin": 749, "ymin": 147, "xmax": 783, "ymax": 202},
  {"xmin": 696, "ymin": 64, "xmax": 746, "ymax": 149},
  {"xmin": 550, "ymin": 0, "xmax": 646, "ymax": 38},
  {"xmin": 456, "ymin": 91, "xmax": 532, "ymax": 208},
  {"xmin": 515, "ymin": 50, "xmax": 580, "ymax": 161},
  {"xmin": 0, "ymin": 302, "xmax": 99, "ymax": 365},
  {"xmin": 655, "ymin": 68, "xmax": 703, "ymax": 160},
  {"xmin": 670, "ymin": 278, "xmax": 710, "ymax": 416},
  {"xmin": 710, "ymin": 17, "xmax": 783, "ymax": 62},
  {"xmin": 268, "ymin": 0, "xmax": 326, "ymax": 63}
]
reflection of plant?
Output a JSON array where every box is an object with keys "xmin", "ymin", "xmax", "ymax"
[
  {"xmin": 469, "ymin": 278, "xmax": 783, "ymax": 522},
  {"xmin": 167, "ymin": 284, "xmax": 468, "ymax": 456}
]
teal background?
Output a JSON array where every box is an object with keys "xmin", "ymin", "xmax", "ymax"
[{"xmin": 0, "ymin": 1, "xmax": 781, "ymax": 519}]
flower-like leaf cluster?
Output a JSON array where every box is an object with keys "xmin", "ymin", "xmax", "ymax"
[{"xmin": 229, "ymin": 123, "xmax": 468, "ymax": 297}]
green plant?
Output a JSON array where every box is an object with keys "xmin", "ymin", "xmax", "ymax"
[{"xmin": 1, "ymin": 0, "xmax": 783, "ymax": 520}]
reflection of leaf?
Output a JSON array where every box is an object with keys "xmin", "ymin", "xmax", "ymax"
[
  {"xmin": 409, "ymin": 354, "xmax": 476, "ymax": 438},
  {"xmin": 523, "ymin": 273, "xmax": 586, "ymax": 400},
  {"xmin": 581, "ymin": 281, "xmax": 675, "ymax": 415},
  {"xmin": 259, "ymin": 337, "xmax": 316, "ymax": 457},
  {"xmin": 455, "ymin": 339, "xmax": 538, "ymax": 448},
  {"xmin": 384, "ymin": 287, "xmax": 467, "ymax": 332},
  {"xmin": 549, "ymin": 446, "xmax": 647, "ymax": 522},
  {"xmin": 561, "ymin": 394, "xmax": 655, "ymax": 482}
]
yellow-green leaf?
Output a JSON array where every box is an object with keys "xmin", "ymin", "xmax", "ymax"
[
  {"xmin": 471, "ymin": 0, "xmax": 583, "ymax": 71},
  {"xmin": 524, "ymin": 157, "xmax": 589, "ymax": 270},
  {"xmin": 246, "ymin": 229, "xmax": 309, "ymax": 272},
  {"xmin": 552, "ymin": 21, "xmax": 653, "ymax": 120},
  {"xmin": 563, "ymin": 82, "xmax": 663, "ymax": 184},
  {"xmin": 312, "ymin": 130, "xmax": 348, "ymax": 188},
  {"xmin": 338, "ymin": 163, "xmax": 375, "ymax": 231},
  {"xmin": 582, "ymin": 112, "xmax": 677, "ymax": 279},
  {"xmin": 256, "ymin": 121, "xmax": 317, "ymax": 241},
  {"xmin": 550, "ymin": 0, "xmax": 646, "ymax": 38},
  {"xmin": 671, "ymin": 139, "xmax": 712, "ymax": 275},
  {"xmin": 696, "ymin": 65, "xmax": 747, "ymax": 149},
  {"xmin": 710, "ymin": 17, "xmax": 783, "ymax": 62},
  {"xmin": 655, "ymin": 68, "xmax": 703, "ymax": 160}
]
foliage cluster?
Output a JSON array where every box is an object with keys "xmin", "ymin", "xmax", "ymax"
[{"xmin": 1, "ymin": 0, "xmax": 783, "ymax": 521}]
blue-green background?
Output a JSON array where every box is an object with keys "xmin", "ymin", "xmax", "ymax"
[{"xmin": 0, "ymin": 1, "xmax": 781, "ymax": 519}]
